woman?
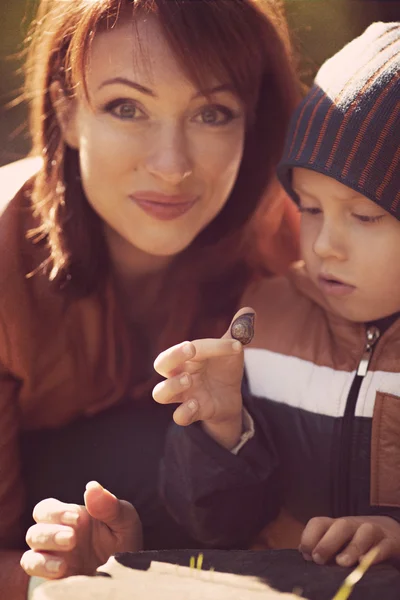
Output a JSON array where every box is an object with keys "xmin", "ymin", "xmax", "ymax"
[{"xmin": 1, "ymin": 0, "xmax": 299, "ymax": 596}]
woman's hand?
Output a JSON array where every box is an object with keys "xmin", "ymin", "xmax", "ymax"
[
  {"xmin": 153, "ymin": 307, "xmax": 255, "ymax": 450},
  {"xmin": 299, "ymin": 515, "xmax": 400, "ymax": 567},
  {"xmin": 20, "ymin": 481, "xmax": 142, "ymax": 579}
]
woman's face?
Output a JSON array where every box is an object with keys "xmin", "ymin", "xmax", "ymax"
[{"xmin": 61, "ymin": 16, "xmax": 246, "ymax": 258}]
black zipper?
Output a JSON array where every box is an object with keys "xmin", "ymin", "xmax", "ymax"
[{"xmin": 336, "ymin": 325, "xmax": 380, "ymax": 516}]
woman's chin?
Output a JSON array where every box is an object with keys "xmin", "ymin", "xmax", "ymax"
[{"xmin": 125, "ymin": 232, "xmax": 198, "ymax": 258}]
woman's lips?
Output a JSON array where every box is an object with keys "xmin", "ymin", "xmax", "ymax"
[
  {"xmin": 317, "ymin": 275, "xmax": 356, "ymax": 297},
  {"xmin": 130, "ymin": 192, "xmax": 198, "ymax": 221}
]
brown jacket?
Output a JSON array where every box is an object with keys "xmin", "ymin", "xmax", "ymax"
[
  {"xmin": 0, "ymin": 159, "xmax": 134, "ymax": 597},
  {"xmin": 0, "ymin": 158, "xmax": 300, "ymax": 596}
]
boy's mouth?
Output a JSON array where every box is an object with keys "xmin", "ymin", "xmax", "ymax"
[{"xmin": 317, "ymin": 274, "xmax": 356, "ymax": 297}]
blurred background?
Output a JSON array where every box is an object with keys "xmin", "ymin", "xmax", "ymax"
[{"xmin": 0, "ymin": 0, "xmax": 399, "ymax": 167}]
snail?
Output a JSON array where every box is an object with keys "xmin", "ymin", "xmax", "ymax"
[{"xmin": 230, "ymin": 312, "xmax": 255, "ymax": 345}]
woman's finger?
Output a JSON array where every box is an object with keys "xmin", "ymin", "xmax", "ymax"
[
  {"xmin": 311, "ymin": 518, "xmax": 359, "ymax": 564},
  {"xmin": 152, "ymin": 372, "xmax": 191, "ymax": 405},
  {"xmin": 20, "ymin": 549, "xmax": 68, "ymax": 579},
  {"xmin": 33, "ymin": 498, "xmax": 81, "ymax": 526},
  {"xmin": 336, "ymin": 522, "xmax": 384, "ymax": 567},
  {"xmin": 26, "ymin": 523, "xmax": 76, "ymax": 552}
]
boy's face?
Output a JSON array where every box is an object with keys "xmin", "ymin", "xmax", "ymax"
[{"xmin": 293, "ymin": 167, "xmax": 400, "ymax": 322}]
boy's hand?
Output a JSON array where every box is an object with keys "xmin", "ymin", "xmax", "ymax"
[
  {"xmin": 299, "ymin": 515, "xmax": 400, "ymax": 567},
  {"xmin": 152, "ymin": 307, "xmax": 255, "ymax": 450}
]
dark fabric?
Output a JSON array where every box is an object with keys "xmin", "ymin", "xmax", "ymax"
[
  {"xmin": 368, "ymin": 312, "xmax": 400, "ymax": 335},
  {"xmin": 160, "ymin": 394, "xmax": 280, "ymax": 548},
  {"xmin": 19, "ymin": 399, "xmax": 204, "ymax": 551},
  {"xmin": 160, "ymin": 390, "xmax": 400, "ymax": 547},
  {"xmin": 277, "ymin": 22, "xmax": 400, "ymax": 219},
  {"xmin": 113, "ymin": 549, "xmax": 400, "ymax": 600}
]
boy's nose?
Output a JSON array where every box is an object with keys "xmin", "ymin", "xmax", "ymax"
[{"xmin": 313, "ymin": 223, "xmax": 347, "ymax": 261}]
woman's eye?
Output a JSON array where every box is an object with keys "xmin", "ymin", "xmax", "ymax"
[
  {"xmin": 104, "ymin": 100, "xmax": 146, "ymax": 121},
  {"xmin": 193, "ymin": 105, "xmax": 236, "ymax": 126},
  {"xmin": 353, "ymin": 213, "xmax": 385, "ymax": 223}
]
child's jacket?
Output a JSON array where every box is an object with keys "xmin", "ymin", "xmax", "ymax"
[{"xmin": 160, "ymin": 262, "xmax": 400, "ymax": 549}]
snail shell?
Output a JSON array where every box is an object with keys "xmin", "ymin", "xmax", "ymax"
[{"xmin": 230, "ymin": 313, "xmax": 255, "ymax": 345}]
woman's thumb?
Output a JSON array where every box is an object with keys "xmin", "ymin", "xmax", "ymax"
[
  {"xmin": 84, "ymin": 481, "xmax": 121, "ymax": 525},
  {"xmin": 84, "ymin": 481, "xmax": 143, "ymax": 549}
]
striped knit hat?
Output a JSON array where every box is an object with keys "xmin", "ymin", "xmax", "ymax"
[{"xmin": 277, "ymin": 22, "xmax": 400, "ymax": 219}]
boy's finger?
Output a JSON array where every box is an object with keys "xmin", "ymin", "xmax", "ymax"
[
  {"xmin": 369, "ymin": 537, "xmax": 397, "ymax": 565},
  {"xmin": 190, "ymin": 338, "xmax": 242, "ymax": 362},
  {"xmin": 223, "ymin": 307, "xmax": 256, "ymax": 345},
  {"xmin": 299, "ymin": 517, "xmax": 334, "ymax": 557},
  {"xmin": 154, "ymin": 339, "xmax": 242, "ymax": 378},
  {"xmin": 173, "ymin": 399, "xmax": 201, "ymax": 427},
  {"xmin": 311, "ymin": 518, "xmax": 358, "ymax": 564},
  {"xmin": 154, "ymin": 342, "xmax": 196, "ymax": 377},
  {"xmin": 152, "ymin": 372, "xmax": 191, "ymax": 404},
  {"xmin": 336, "ymin": 522, "xmax": 383, "ymax": 567}
]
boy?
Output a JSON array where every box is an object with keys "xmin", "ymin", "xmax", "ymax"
[{"xmin": 153, "ymin": 22, "xmax": 400, "ymax": 567}]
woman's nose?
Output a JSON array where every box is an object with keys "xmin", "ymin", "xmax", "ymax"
[{"xmin": 146, "ymin": 124, "xmax": 193, "ymax": 185}]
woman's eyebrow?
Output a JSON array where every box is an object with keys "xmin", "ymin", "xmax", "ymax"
[
  {"xmin": 97, "ymin": 78, "xmax": 233, "ymax": 99},
  {"xmin": 192, "ymin": 83, "xmax": 234, "ymax": 98},
  {"xmin": 98, "ymin": 77, "xmax": 156, "ymax": 96}
]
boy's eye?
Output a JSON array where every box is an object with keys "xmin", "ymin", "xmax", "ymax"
[
  {"xmin": 192, "ymin": 105, "xmax": 237, "ymax": 126},
  {"xmin": 298, "ymin": 206, "xmax": 321, "ymax": 216},
  {"xmin": 353, "ymin": 213, "xmax": 385, "ymax": 223}
]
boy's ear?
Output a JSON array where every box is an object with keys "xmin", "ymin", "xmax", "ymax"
[{"xmin": 49, "ymin": 81, "xmax": 80, "ymax": 149}]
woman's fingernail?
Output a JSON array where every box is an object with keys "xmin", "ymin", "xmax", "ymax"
[
  {"xmin": 180, "ymin": 374, "xmax": 189, "ymax": 387},
  {"xmin": 302, "ymin": 553, "xmax": 313, "ymax": 562},
  {"xmin": 187, "ymin": 399, "xmax": 198, "ymax": 413},
  {"xmin": 85, "ymin": 480, "xmax": 115, "ymax": 500},
  {"xmin": 232, "ymin": 341, "xmax": 242, "ymax": 352},
  {"xmin": 45, "ymin": 559, "xmax": 62, "ymax": 573},
  {"xmin": 61, "ymin": 511, "xmax": 79, "ymax": 526},
  {"xmin": 182, "ymin": 343, "xmax": 194, "ymax": 357},
  {"xmin": 312, "ymin": 553, "xmax": 324, "ymax": 565},
  {"xmin": 55, "ymin": 530, "xmax": 74, "ymax": 546},
  {"xmin": 86, "ymin": 480, "xmax": 102, "ymax": 491},
  {"xmin": 34, "ymin": 532, "xmax": 48, "ymax": 545}
]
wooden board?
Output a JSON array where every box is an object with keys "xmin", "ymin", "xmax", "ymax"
[{"xmin": 34, "ymin": 557, "xmax": 301, "ymax": 600}]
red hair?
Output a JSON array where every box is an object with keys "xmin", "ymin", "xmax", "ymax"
[{"xmin": 24, "ymin": 0, "xmax": 300, "ymax": 395}]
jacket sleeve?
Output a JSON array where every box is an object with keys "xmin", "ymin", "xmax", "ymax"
[
  {"xmin": 0, "ymin": 368, "xmax": 25, "ymax": 548},
  {"xmin": 0, "ymin": 550, "xmax": 30, "ymax": 600},
  {"xmin": 159, "ymin": 383, "xmax": 281, "ymax": 548},
  {"xmin": 367, "ymin": 506, "xmax": 400, "ymax": 524},
  {"xmin": 0, "ymin": 313, "xmax": 30, "ymax": 598}
]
